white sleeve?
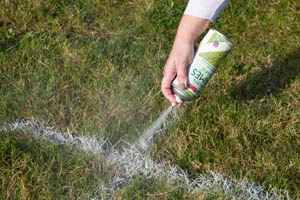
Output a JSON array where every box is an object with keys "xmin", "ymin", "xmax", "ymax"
[{"xmin": 184, "ymin": 0, "xmax": 230, "ymax": 22}]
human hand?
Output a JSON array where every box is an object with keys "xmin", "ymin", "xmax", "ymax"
[
  {"xmin": 161, "ymin": 15, "xmax": 211, "ymax": 105},
  {"xmin": 161, "ymin": 37, "xmax": 195, "ymax": 104}
]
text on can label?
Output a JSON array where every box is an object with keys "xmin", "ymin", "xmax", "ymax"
[{"xmin": 191, "ymin": 68, "xmax": 210, "ymax": 85}]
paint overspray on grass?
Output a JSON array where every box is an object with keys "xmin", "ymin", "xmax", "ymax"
[
  {"xmin": 0, "ymin": 117, "xmax": 289, "ymax": 199},
  {"xmin": 137, "ymin": 104, "xmax": 175, "ymax": 151}
]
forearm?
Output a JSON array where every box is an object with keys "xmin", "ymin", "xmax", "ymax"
[{"xmin": 175, "ymin": 15, "xmax": 211, "ymax": 45}]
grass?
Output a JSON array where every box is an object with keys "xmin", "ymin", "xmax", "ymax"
[
  {"xmin": 0, "ymin": 0, "xmax": 300, "ymax": 199},
  {"xmin": 0, "ymin": 130, "xmax": 105, "ymax": 199}
]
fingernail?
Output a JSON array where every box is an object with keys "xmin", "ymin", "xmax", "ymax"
[{"xmin": 178, "ymin": 83, "xmax": 185, "ymax": 90}]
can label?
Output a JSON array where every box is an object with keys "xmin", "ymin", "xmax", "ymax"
[
  {"xmin": 198, "ymin": 31, "xmax": 233, "ymax": 66},
  {"xmin": 187, "ymin": 57, "xmax": 216, "ymax": 97},
  {"xmin": 172, "ymin": 29, "xmax": 233, "ymax": 101}
]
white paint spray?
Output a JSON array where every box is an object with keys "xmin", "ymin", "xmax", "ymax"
[
  {"xmin": 137, "ymin": 104, "xmax": 174, "ymax": 151},
  {"xmin": 0, "ymin": 118, "xmax": 289, "ymax": 199}
]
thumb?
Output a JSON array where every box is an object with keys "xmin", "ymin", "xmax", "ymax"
[{"xmin": 176, "ymin": 62, "xmax": 188, "ymax": 90}]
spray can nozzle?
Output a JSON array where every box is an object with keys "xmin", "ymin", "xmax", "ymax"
[
  {"xmin": 175, "ymin": 95, "xmax": 183, "ymax": 104},
  {"xmin": 171, "ymin": 95, "xmax": 183, "ymax": 107}
]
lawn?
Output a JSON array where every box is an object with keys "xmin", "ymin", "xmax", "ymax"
[{"xmin": 0, "ymin": 0, "xmax": 299, "ymax": 199}]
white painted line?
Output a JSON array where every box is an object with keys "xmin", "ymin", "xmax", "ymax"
[{"xmin": 0, "ymin": 118, "xmax": 289, "ymax": 200}]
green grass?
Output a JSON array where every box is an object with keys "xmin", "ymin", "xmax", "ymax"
[
  {"xmin": 1, "ymin": 0, "xmax": 300, "ymax": 199},
  {"xmin": 0, "ymin": 130, "xmax": 105, "ymax": 199}
]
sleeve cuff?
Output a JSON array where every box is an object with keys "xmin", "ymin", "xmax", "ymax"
[{"xmin": 184, "ymin": 0, "xmax": 230, "ymax": 22}]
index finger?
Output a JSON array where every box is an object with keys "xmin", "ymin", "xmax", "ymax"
[{"xmin": 161, "ymin": 69, "xmax": 176, "ymax": 103}]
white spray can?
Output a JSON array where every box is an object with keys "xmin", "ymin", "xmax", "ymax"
[{"xmin": 172, "ymin": 29, "xmax": 234, "ymax": 103}]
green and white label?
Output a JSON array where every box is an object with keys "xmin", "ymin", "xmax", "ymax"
[
  {"xmin": 186, "ymin": 30, "xmax": 233, "ymax": 97},
  {"xmin": 187, "ymin": 57, "xmax": 216, "ymax": 96},
  {"xmin": 198, "ymin": 32, "xmax": 233, "ymax": 66}
]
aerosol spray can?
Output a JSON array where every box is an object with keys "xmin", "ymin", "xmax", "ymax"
[{"xmin": 172, "ymin": 29, "xmax": 234, "ymax": 103}]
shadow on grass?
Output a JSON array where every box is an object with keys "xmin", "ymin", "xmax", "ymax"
[
  {"xmin": 0, "ymin": 36, "xmax": 20, "ymax": 52},
  {"xmin": 230, "ymin": 50, "xmax": 300, "ymax": 100}
]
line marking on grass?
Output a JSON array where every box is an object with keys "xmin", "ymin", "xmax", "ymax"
[{"xmin": 0, "ymin": 118, "xmax": 289, "ymax": 200}]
